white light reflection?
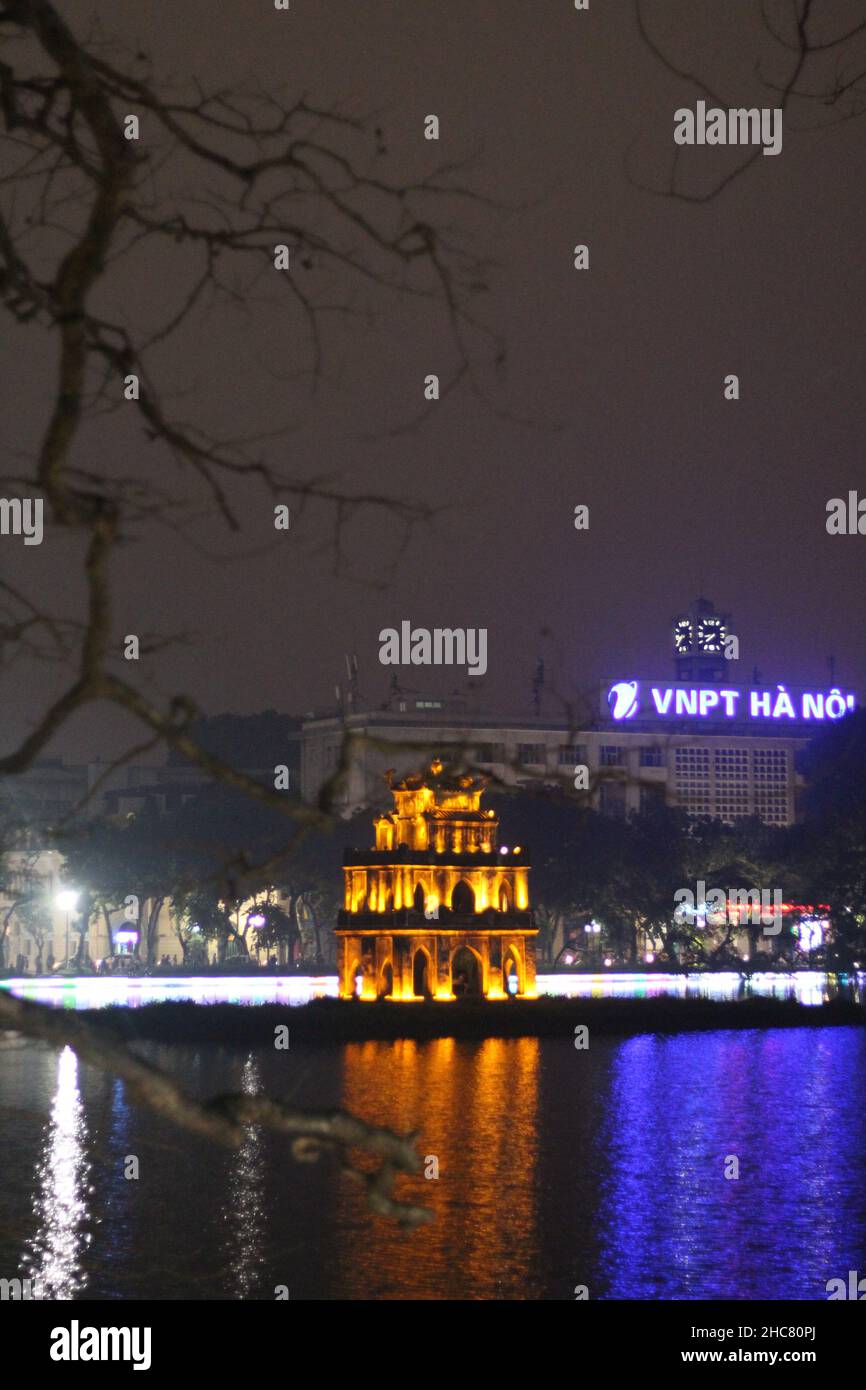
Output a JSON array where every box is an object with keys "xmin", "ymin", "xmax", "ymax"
[
  {"xmin": 20, "ymin": 1046, "xmax": 91, "ymax": 1299},
  {"xmin": 536, "ymin": 969, "xmax": 844, "ymax": 1004},
  {"xmin": 223, "ymin": 1055, "xmax": 266, "ymax": 1299}
]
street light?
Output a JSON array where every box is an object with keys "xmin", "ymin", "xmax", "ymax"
[
  {"xmin": 584, "ymin": 919, "xmax": 601, "ymax": 965},
  {"xmin": 55, "ymin": 889, "xmax": 79, "ymax": 970}
]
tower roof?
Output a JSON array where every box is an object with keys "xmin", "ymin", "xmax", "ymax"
[{"xmin": 386, "ymin": 757, "xmax": 489, "ymax": 797}]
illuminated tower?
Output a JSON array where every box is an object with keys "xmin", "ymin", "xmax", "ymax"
[
  {"xmin": 335, "ymin": 758, "xmax": 537, "ymax": 1000},
  {"xmin": 672, "ymin": 597, "xmax": 730, "ymax": 682}
]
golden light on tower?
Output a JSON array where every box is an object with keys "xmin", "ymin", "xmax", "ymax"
[{"xmin": 334, "ymin": 760, "xmax": 538, "ymax": 1001}]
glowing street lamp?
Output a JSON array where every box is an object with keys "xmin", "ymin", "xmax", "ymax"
[
  {"xmin": 247, "ymin": 913, "xmax": 267, "ymax": 960},
  {"xmin": 55, "ymin": 889, "xmax": 79, "ymax": 970},
  {"xmin": 584, "ymin": 919, "xmax": 601, "ymax": 965}
]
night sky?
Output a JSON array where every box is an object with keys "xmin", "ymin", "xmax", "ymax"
[{"xmin": 2, "ymin": 0, "xmax": 865, "ymax": 760}]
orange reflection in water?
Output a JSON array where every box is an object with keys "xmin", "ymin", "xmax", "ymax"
[{"xmin": 334, "ymin": 1036, "xmax": 541, "ymax": 1299}]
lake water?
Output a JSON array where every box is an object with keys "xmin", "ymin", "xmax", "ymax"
[{"xmin": 1, "ymin": 1027, "xmax": 865, "ymax": 1299}]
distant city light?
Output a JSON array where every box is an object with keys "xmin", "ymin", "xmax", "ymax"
[
  {"xmin": 606, "ymin": 680, "xmax": 857, "ymax": 724},
  {"xmin": 794, "ymin": 918, "xmax": 826, "ymax": 952},
  {"xmin": 247, "ymin": 913, "xmax": 266, "ymax": 928},
  {"xmin": 1, "ymin": 972, "xmax": 861, "ymax": 1010}
]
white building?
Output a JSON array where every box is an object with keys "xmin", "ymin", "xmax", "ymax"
[{"xmin": 300, "ymin": 601, "xmax": 857, "ymax": 824}]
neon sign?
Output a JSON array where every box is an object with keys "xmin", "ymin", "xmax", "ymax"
[
  {"xmin": 604, "ymin": 680, "xmax": 856, "ymax": 723},
  {"xmin": 607, "ymin": 680, "xmax": 639, "ymax": 720}
]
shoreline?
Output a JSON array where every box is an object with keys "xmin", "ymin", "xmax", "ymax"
[{"xmin": 81, "ymin": 995, "xmax": 866, "ymax": 1045}]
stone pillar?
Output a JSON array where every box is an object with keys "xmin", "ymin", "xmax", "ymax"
[
  {"xmin": 396, "ymin": 937, "xmax": 413, "ymax": 1000},
  {"xmin": 523, "ymin": 937, "xmax": 538, "ymax": 998},
  {"xmin": 488, "ymin": 935, "xmax": 503, "ymax": 998},
  {"xmin": 340, "ymin": 935, "xmax": 362, "ymax": 998},
  {"xmin": 473, "ymin": 936, "xmax": 489, "ymax": 997},
  {"xmin": 436, "ymin": 935, "xmax": 451, "ymax": 998},
  {"xmin": 375, "ymin": 935, "xmax": 392, "ymax": 996}
]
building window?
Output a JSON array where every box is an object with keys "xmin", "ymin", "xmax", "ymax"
[
  {"xmin": 600, "ymin": 746, "xmax": 624, "ymax": 767},
  {"xmin": 713, "ymin": 747, "xmax": 749, "ymax": 823},
  {"xmin": 639, "ymin": 746, "xmax": 663, "ymax": 767},
  {"xmin": 475, "ymin": 743, "xmax": 506, "ymax": 765},
  {"xmin": 753, "ymin": 748, "xmax": 789, "ymax": 824},
  {"xmin": 517, "ymin": 744, "xmax": 546, "ymax": 766},
  {"xmin": 674, "ymin": 746, "xmax": 711, "ymax": 816},
  {"xmin": 558, "ymin": 744, "xmax": 586, "ymax": 766}
]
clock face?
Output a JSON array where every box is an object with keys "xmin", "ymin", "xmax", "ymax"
[
  {"xmin": 673, "ymin": 618, "xmax": 693, "ymax": 653},
  {"xmin": 697, "ymin": 617, "xmax": 726, "ymax": 653}
]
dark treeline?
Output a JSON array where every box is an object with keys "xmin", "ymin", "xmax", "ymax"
[{"xmin": 497, "ymin": 708, "xmax": 866, "ymax": 970}]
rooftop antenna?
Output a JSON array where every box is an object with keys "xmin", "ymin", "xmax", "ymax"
[
  {"xmin": 531, "ymin": 658, "xmax": 545, "ymax": 715},
  {"xmin": 387, "ymin": 671, "xmax": 406, "ymax": 709}
]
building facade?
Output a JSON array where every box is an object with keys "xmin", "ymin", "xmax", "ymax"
[
  {"xmin": 302, "ymin": 600, "xmax": 858, "ymax": 826},
  {"xmin": 0, "ymin": 847, "xmax": 183, "ymax": 972}
]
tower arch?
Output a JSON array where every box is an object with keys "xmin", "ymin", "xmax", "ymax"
[
  {"xmin": 451, "ymin": 879, "xmax": 475, "ymax": 914},
  {"xmin": 451, "ymin": 944, "xmax": 483, "ymax": 997},
  {"xmin": 412, "ymin": 946, "xmax": 433, "ymax": 998}
]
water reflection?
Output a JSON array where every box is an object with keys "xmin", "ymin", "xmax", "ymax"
[
  {"xmin": 222, "ymin": 1055, "xmax": 266, "ymax": 1299},
  {"xmin": 596, "ymin": 1029, "xmax": 866, "ymax": 1299},
  {"xmin": 334, "ymin": 1037, "xmax": 542, "ymax": 1298},
  {"xmin": 3, "ymin": 1029, "xmax": 865, "ymax": 1299},
  {"xmin": 20, "ymin": 1046, "xmax": 91, "ymax": 1299},
  {"xmin": 537, "ymin": 970, "xmax": 863, "ymax": 1005},
  {"xmin": 1, "ymin": 976, "xmax": 337, "ymax": 1009},
  {"xmin": 3, "ymin": 969, "xmax": 862, "ymax": 1009}
]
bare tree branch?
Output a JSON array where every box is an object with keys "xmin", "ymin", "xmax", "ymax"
[
  {"xmin": 0, "ymin": 0, "xmax": 501, "ymax": 805},
  {"xmin": 632, "ymin": 0, "xmax": 864, "ymax": 201}
]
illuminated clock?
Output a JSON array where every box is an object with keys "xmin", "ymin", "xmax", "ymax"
[
  {"xmin": 697, "ymin": 617, "xmax": 726, "ymax": 654},
  {"xmin": 673, "ymin": 618, "xmax": 693, "ymax": 653}
]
